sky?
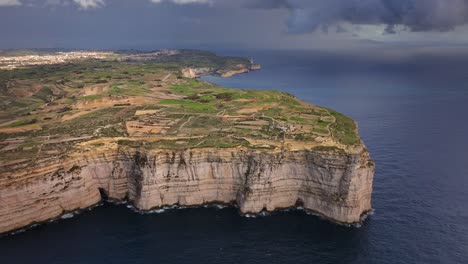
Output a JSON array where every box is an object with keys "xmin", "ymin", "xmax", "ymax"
[{"xmin": 1, "ymin": 0, "xmax": 468, "ymax": 51}]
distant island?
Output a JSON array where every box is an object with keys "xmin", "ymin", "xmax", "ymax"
[{"xmin": 0, "ymin": 50, "xmax": 374, "ymax": 235}]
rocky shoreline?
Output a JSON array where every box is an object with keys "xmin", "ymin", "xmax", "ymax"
[{"xmin": 1, "ymin": 199, "xmax": 375, "ymax": 238}]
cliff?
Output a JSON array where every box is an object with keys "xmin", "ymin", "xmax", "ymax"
[
  {"xmin": 0, "ymin": 50, "xmax": 374, "ymax": 235},
  {"xmin": 182, "ymin": 63, "xmax": 262, "ymax": 78},
  {"xmin": 0, "ymin": 142, "xmax": 374, "ymax": 234}
]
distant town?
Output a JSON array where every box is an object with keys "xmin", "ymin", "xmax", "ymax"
[
  {"xmin": 0, "ymin": 51, "xmax": 114, "ymax": 70},
  {"xmin": 0, "ymin": 50, "xmax": 190, "ymax": 70}
]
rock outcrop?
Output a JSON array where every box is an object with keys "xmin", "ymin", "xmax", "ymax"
[
  {"xmin": 181, "ymin": 67, "xmax": 214, "ymax": 78},
  {"xmin": 0, "ymin": 143, "xmax": 374, "ymax": 235},
  {"xmin": 182, "ymin": 63, "xmax": 262, "ymax": 78},
  {"xmin": 217, "ymin": 63, "xmax": 262, "ymax": 78}
]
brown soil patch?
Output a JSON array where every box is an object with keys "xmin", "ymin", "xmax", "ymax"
[
  {"xmin": 236, "ymin": 103, "xmax": 275, "ymax": 115},
  {"xmin": 83, "ymin": 84, "xmax": 110, "ymax": 96},
  {"xmin": 236, "ymin": 108, "xmax": 259, "ymax": 114},
  {"xmin": 0, "ymin": 124, "xmax": 41, "ymax": 134},
  {"xmin": 135, "ymin": 110, "xmax": 160, "ymax": 116},
  {"xmin": 75, "ymin": 97, "xmax": 150, "ymax": 110},
  {"xmin": 62, "ymin": 110, "xmax": 96, "ymax": 122},
  {"xmin": 0, "ymin": 119, "xmax": 23, "ymax": 127},
  {"xmin": 126, "ymin": 121, "xmax": 167, "ymax": 136},
  {"xmin": 0, "ymin": 144, "xmax": 20, "ymax": 151},
  {"xmin": 6, "ymin": 81, "xmax": 42, "ymax": 97},
  {"xmin": 237, "ymin": 120, "xmax": 269, "ymax": 126}
]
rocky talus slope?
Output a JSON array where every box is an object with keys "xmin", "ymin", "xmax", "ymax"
[{"xmin": 0, "ymin": 143, "xmax": 374, "ymax": 234}]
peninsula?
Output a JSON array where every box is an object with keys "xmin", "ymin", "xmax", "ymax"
[{"xmin": 0, "ymin": 50, "xmax": 374, "ymax": 235}]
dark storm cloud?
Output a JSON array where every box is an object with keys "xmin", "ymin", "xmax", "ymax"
[
  {"xmin": 244, "ymin": 0, "xmax": 291, "ymax": 9},
  {"xmin": 1, "ymin": 0, "xmax": 467, "ymax": 50},
  {"xmin": 249, "ymin": 0, "xmax": 468, "ymax": 33},
  {"xmin": 5, "ymin": 0, "xmax": 468, "ymax": 33}
]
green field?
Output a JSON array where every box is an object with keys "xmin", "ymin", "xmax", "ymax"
[{"xmin": 0, "ymin": 49, "xmax": 361, "ymax": 162}]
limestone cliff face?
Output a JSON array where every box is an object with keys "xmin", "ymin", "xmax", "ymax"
[
  {"xmin": 217, "ymin": 64, "xmax": 262, "ymax": 78},
  {"xmin": 181, "ymin": 63, "xmax": 262, "ymax": 78},
  {"xmin": 0, "ymin": 146, "xmax": 374, "ymax": 234},
  {"xmin": 181, "ymin": 67, "xmax": 214, "ymax": 78}
]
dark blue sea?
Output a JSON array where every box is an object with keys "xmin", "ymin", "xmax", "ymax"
[{"xmin": 1, "ymin": 49, "xmax": 467, "ymax": 264}]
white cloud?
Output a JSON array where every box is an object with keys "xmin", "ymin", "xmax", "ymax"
[
  {"xmin": 0, "ymin": 0, "xmax": 22, "ymax": 6},
  {"xmin": 73, "ymin": 0, "xmax": 104, "ymax": 9},
  {"xmin": 150, "ymin": 0, "xmax": 212, "ymax": 5}
]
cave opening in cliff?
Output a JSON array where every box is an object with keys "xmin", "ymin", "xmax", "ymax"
[{"xmin": 98, "ymin": 188, "xmax": 109, "ymax": 200}]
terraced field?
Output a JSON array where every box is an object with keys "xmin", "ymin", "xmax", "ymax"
[{"xmin": 0, "ymin": 50, "xmax": 360, "ymax": 164}]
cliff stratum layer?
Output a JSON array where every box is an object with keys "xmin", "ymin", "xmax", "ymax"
[{"xmin": 0, "ymin": 50, "xmax": 374, "ymax": 235}]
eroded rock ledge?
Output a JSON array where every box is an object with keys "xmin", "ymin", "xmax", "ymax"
[
  {"xmin": 181, "ymin": 63, "xmax": 262, "ymax": 78},
  {"xmin": 0, "ymin": 145, "xmax": 374, "ymax": 235}
]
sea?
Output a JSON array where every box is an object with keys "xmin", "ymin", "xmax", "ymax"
[{"xmin": 0, "ymin": 49, "xmax": 467, "ymax": 264}]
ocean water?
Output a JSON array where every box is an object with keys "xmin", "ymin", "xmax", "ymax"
[{"xmin": 1, "ymin": 50, "xmax": 468, "ymax": 264}]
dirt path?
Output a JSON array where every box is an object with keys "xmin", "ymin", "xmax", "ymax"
[
  {"xmin": 178, "ymin": 116, "xmax": 193, "ymax": 131},
  {"xmin": 193, "ymin": 139, "xmax": 206, "ymax": 147},
  {"xmin": 162, "ymin": 73, "xmax": 171, "ymax": 82},
  {"xmin": 321, "ymin": 109, "xmax": 336, "ymax": 137}
]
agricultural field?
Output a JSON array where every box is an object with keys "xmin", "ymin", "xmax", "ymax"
[{"xmin": 0, "ymin": 50, "xmax": 359, "ymax": 163}]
